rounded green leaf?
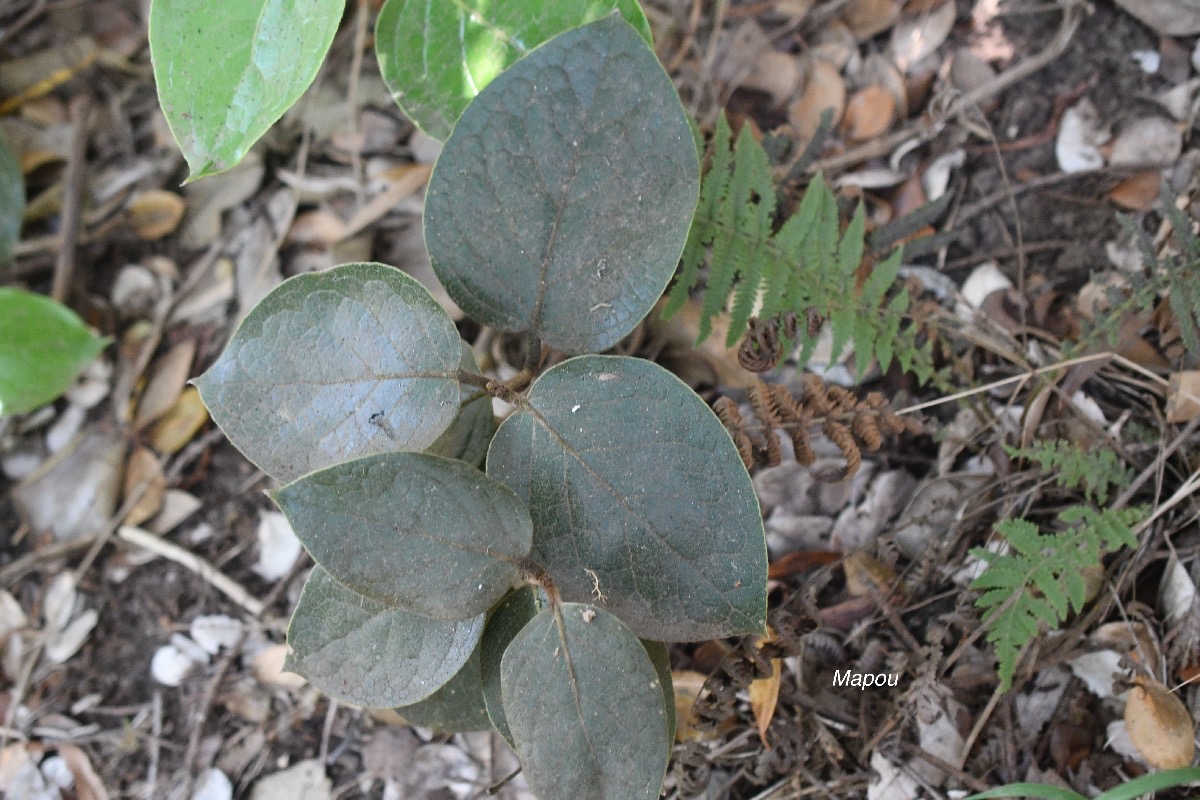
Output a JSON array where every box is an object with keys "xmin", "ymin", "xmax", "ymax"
[
  {"xmin": 501, "ymin": 604, "xmax": 670, "ymax": 800},
  {"xmin": 272, "ymin": 452, "xmax": 532, "ymax": 621},
  {"xmin": 479, "ymin": 587, "xmax": 540, "ymax": 745},
  {"xmin": 376, "ymin": 0, "xmax": 652, "ymax": 141},
  {"xmin": 394, "ymin": 643, "xmax": 491, "ymax": 732},
  {"xmin": 0, "ymin": 128, "xmax": 23, "ymax": 264},
  {"xmin": 149, "ymin": 0, "xmax": 342, "ymax": 179},
  {"xmin": 287, "ymin": 566, "xmax": 484, "ymax": 708},
  {"xmin": 424, "ymin": 15, "xmax": 699, "ymax": 355},
  {"xmin": 426, "ymin": 343, "xmax": 496, "ymax": 468},
  {"xmin": 195, "ymin": 263, "xmax": 462, "ymax": 484},
  {"xmin": 487, "ymin": 355, "xmax": 766, "ymax": 641},
  {"xmin": 0, "ymin": 289, "xmax": 108, "ymax": 417}
]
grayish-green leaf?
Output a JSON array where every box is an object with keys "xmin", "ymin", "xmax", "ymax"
[
  {"xmin": 287, "ymin": 566, "xmax": 484, "ymax": 708},
  {"xmin": 480, "ymin": 587, "xmax": 539, "ymax": 745},
  {"xmin": 273, "ymin": 452, "xmax": 531, "ymax": 621},
  {"xmin": 375, "ymin": 0, "xmax": 652, "ymax": 141},
  {"xmin": 487, "ymin": 355, "xmax": 766, "ymax": 641},
  {"xmin": 424, "ymin": 15, "xmax": 699, "ymax": 354},
  {"xmin": 426, "ymin": 343, "xmax": 496, "ymax": 468},
  {"xmin": 501, "ymin": 604, "xmax": 669, "ymax": 800},
  {"xmin": 642, "ymin": 640, "xmax": 676, "ymax": 749},
  {"xmin": 0, "ymin": 289, "xmax": 108, "ymax": 417},
  {"xmin": 0, "ymin": 128, "xmax": 22, "ymax": 264},
  {"xmin": 394, "ymin": 643, "xmax": 491, "ymax": 732},
  {"xmin": 149, "ymin": 0, "xmax": 342, "ymax": 179},
  {"xmin": 195, "ymin": 263, "xmax": 462, "ymax": 483}
]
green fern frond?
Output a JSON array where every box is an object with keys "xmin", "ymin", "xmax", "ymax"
[
  {"xmin": 1005, "ymin": 440, "xmax": 1130, "ymax": 504},
  {"xmin": 972, "ymin": 507, "xmax": 1143, "ymax": 690},
  {"xmin": 663, "ymin": 114, "xmax": 930, "ymax": 381}
]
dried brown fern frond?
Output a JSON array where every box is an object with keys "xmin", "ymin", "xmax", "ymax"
[{"xmin": 711, "ymin": 376, "xmax": 921, "ymax": 479}]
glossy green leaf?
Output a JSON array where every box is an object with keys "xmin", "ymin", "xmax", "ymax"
[
  {"xmin": 287, "ymin": 566, "xmax": 484, "ymax": 708},
  {"xmin": 487, "ymin": 355, "xmax": 766, "ymax": 641},
  {"xmin": 195, "ymin": 263, "xmax": 462, "ymax": 483},
  {"xmin": 501, "ymin": 604, "xmax": 670, "ymax": 800},
  {"xmin": 149, "ymin": 0, "xmax": 342, "ymax": 179},
  {"xmin": 394, "ymin": 643, "xmax": 491, "ymax": 732},
  {"xmin": 273, "ymin": 452, "xmax": 531, "ymax": 621},
  {"xmin": 424, "ymin": 15, "xmax": 699, "ymax": 354},
  {"xmin": 0, "ymin": 289, "xmax": 108, "ymax": 417},
  {"xmin": 426, "ymin": 343, "xmax": 496, "ymax": 468},
  {"xmin": 375, "ymin": 0, "xmax": 651, "ymax": 141},
  {"xmin": 480, "ymin": 587, "xmax": 540, "ymax": 745},
  {"xmin": 0, "ymin": 128, "xmax": 23, "ymax": 264}
]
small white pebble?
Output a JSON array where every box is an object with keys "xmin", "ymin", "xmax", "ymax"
[{"xmin": 151, "ymin": 644, "xmax": 198, "ymax": 686}]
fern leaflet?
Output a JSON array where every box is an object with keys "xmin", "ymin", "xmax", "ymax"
[
  {"xmin": 1005, "ymin": 440, "xmax": 1131, "ymax": 504},
  {"xmin": 663, "ymin": 114, "xmax": 930, "ymax": 382},
  {"xmin": 971, "ymin": 506, "xmax": 1142, "ymax": 690}
]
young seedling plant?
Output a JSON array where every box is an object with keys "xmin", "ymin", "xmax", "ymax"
[{"xmin": 186, "ymin": 14, "xmax": 768, "ymax": 800}]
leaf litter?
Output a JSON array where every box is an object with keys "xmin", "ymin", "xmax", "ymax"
[{"xmin": 3, "ymin": 0, "xmax": 1200, "ymax": 798}]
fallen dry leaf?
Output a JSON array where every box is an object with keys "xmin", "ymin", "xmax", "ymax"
[
  {"xmin": 13, "ymin": 428, "xmax": 124, "ymax": 541},
  {"xmin": 789, "ymin": 58, "xmax": 846, "ymax": 140},
  {"xmin": 150, "ymin": 386, "xmax": 208, "ymax": 454},
  {"xmin": 843, "ymin": 85, "xmax": 896, "ymax": 141},
  {"xmin": 743, "ymin": 50, "xmax": 803, "ymax": 107},
  {"xmin": 1124, "ymin": 675, "xmax": 1196, "ymax": 769},
  {"xmin": 671, "ymin": 669, "xmax": 713, "ymax": 742},
  {"xmin": 1109, "ymin": 116, "xmax": 1182, "ymax": 166},
  {"xmin": 250, "ymin": 759, "xmax": 330, "ymax": 800},
  {"xmin": 890, "ymin": 0, "xmax": 955, "ymax": 73},
  {"xmin": 1056, "ymin": 98, "xmax": 1109, "ymax": 173},
  {"xmin": 1108, "ymin": 171, "xmax": 1161, "ymax": 211},
  {"xmin": 1166, "ymin": 371, "xmax": 1200, "ymax": 423},
  {"xmin": 121, "ymin": 446, "xmax": 164, "ymax": 526},
  {"xmin": 252, "ymin": 643, "xmax": 307, "ymax": 689},
  {"xmin": 135, "ymin": 340, "xmax": 196, "ymax": 429},
  {"xmin": 841, "ymin": 0, "xmax": 901, "ymax": 40},
  {"xmin": 126, "ymin": 190, "xmax": 185, "ymax": 240},
  {"xmin": 749, "ymin": 629, "xmax": 782, "ymax": 746},
  {"xmin": 55, "ymin": 744, "xmax": 109, "ymax": 800}
]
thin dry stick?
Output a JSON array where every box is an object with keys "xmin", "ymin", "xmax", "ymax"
[
  {"xmin": 347, "ymin": 0, "xmax": 369, "ymax": 209},
  {"xmin": 116, "ymin": 526, "xmax": 264, "ymax": 616},
  {"xmin": 51, "ymin": 94, "xmax": 93, "ymax": 303},
  {"xmin": 147, "ymin": 690, "xmax": 162, "ymax": 800},
  {"xmin": 810, "ymin": 0, "xmax": 1084, "ymax": 174}
]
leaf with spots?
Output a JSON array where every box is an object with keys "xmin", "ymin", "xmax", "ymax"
[
  {"xmin": 424, "ymin": 15, "xmax": 699, "ymax": 354},
  {"xmin": 501, "ymin": 604, "xmax": 670, "ymax": 800},
  {"xmin": 149, "ymin": 0, "xmax": 342, "ymax": 179},
  {"xmin": 195, "ymin": 263, "xmax": 463, "ymax": 484},
  {"xmin": 376, "ymin": 0, "xmax": 652, "ymax": 141},
  {"xmin": 286, "ymin": 566, "xmax": 484, "ymax": 708},
  {"xmin": 487, "ymin": 355, "xmax": 767, "ymax": 641},
  {"xmin": 272, "ymin": 452, "xmax": 531, "ymax": 621}
]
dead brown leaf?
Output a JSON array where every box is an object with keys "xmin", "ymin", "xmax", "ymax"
[
  {"xmin": 56, "ymin": 743, "xmax": 110, "ymax": 800},
  {"xmin": 1166, "ymin": 371, "xmax": 1200, "ymax": 423},
  {"xmin": 841, "ymin": 0, "xmax": 901, "ymax": 40},
  {"xmin": 135, "ymin": 339, "xmax": 196, "ymax": 430},
  {"xmin": 126, "ymin": 190, "xmax": 186, "ymax": 240},
  {"xmin": 122, "ymin": 446, "xmax": 164, "ymax": 527},
  {"xmin": 843, "ymin": 85, "xmax": 896, "ymax": 141},
  {"xmin": 788, "ymin": 58, "xmax": 846, "ymax": 140},
  {"xmin": 150, "ymin": 386, "xmax": 208, "ymax": 455},
  {"xmin": 749, "ymin": 629, "xmax": 782, "ymax": 747},
  {"xmin": 1125, "ymin": 675, "xmax": 1196, "ymax": 769}
]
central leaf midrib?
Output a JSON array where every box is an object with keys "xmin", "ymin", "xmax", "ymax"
[{"xmin": 527, "ymin": 33, "xmax": 613, "ymax": 341}]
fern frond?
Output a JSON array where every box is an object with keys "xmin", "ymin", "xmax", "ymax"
[
  {"xmin": 664, "ymin": 114, "xmax": 934, "ymax": 382},
  {"xmin": 1005, "ymin": 440, "xmax": 1130, "ymax": 504},
  {"xmin": 972, "ymin": 507, "xmax": 1143, "ymax": 689}
]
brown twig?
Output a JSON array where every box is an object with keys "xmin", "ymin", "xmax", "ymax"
[{"xmin": 51, "ymin": 94, "xmax": 93, "ymax": 303}]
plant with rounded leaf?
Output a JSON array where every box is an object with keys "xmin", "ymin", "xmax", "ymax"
[{"xmin": 179, "ymin": 13, "xmax": 768, "ymax": 799}]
